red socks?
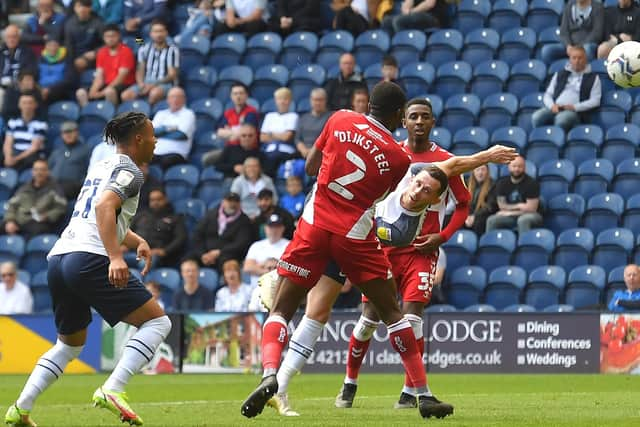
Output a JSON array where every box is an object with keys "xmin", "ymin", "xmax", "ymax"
[
  {"xmin": 345, "ymin": 334, "xmax": 372, "ymax": 382},
  {"xmin": 404, "ymin": 336, "xmax": 425, "ymax": 388},
  {"xmin": 261, "ymin": 316, "xmax": 288, "ymax": 372},
  {"xmin": 389, "ymin": 320, "xmax": 426, "ymax": 389}
]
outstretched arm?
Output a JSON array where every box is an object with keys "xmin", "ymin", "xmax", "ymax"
[{"xmin": 435, "ymin": 145, "xmax": 517, "ymax": 177}]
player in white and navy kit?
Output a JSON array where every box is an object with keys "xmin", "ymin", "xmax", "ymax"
[{"xmin": 4, "ymin": 112, "xmax": 171, "ymax": 427}]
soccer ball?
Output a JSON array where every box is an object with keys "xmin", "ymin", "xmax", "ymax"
[{"xmin": 606, "ymin": 41, "xmax": 640, "ymax": 88}]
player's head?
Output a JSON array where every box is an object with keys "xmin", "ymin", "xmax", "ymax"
[
  {"xmin": 403, "ymin": 98, "xmax": 435, "ymax": 144},
  {"xmin": 404, "ymin": 165, "xmax": 449, "ymax": 210},
  {"xmin": 368, "ymin": 81, "xmax": 407, "ymax": 132},
  {"xmin": 103, "ymin": 112, "xmax": 156, "ymax": 165}
]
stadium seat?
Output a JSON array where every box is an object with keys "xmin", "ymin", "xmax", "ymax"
[
  {"xmin": 147, "ymin": 268, "xmax": 181, "ymax": 308},
  {"xmin": 583, "ymin": 193, "xmax": 624, "ymax": 236},
  {"xmin": 478, "ymin": 92, "xmax": 518, "ymax": 133},
  {"xmin": 498, "ymin": 27, "xmax": 536, "ymax": 66},
  {"xmin": 151, "ymin": 100, "xmax": 168, "ymax": 116},
  {"xmin": 80, "ymin": 68, "xmax": 95, "ymax": 88},
  {"xmin": 163, "ymin": 165, "xmax": 200, "ymax": 204},
  {"xmin": 525, "ymin": 265, "xmax": 566, "ymax": 310},
  {"xmin": 516, "ymin": 92, "xmax": 544, "ymax": 133},
  {"xmin": 440, "ymin": 94, "xmax": 481, "ymax": 130},
  {"xmin": 0, "ymin": 235, "xmax": 25, "ymax": 264},
  {"xmin": 430, "ymin": 127, "xmax": 452, "ymax": 150},
  {"xmin": 513, "ymin": 228, "xmax": 555, "ymax": 273},
  {"xmin": 488, "ymin": 0, "xmax": 528, "ymax": 35},
  {"xmin": 197, "ymin": 166, "xmax": 225, "ymax": 205},
  {"xmin": 390, "ymin": 30, "xmax": 427, "ymax": 65},
  {"xmin": 18, "ymin": 169, "xmax": 32, "ymax": 185},
  {"xmin": 354, "ymin": 30, "xmax": 390, "ymax": 69},
  {"xmin": 636, "ymin": 235, "xmax": 640, "ymax": 265},
  {"xmin": 503, "ymin": 304, "xmax": 536, "ymax": 312},
  {"xmin": 446, "ymin": 266, "xmax": 487, "ymax": 309},
  {"xmin": 183, "ymin": 66, "xmax": 217, "ymax": 102},
  {"xmin": 17, "ymin": 269, "xmax": 31, "ymax": 286},
  {"xmin": 198, "ymin": 267, "xmax": 220, "ymax": 292},
  {"xmin": 461, "ymin": 28, "xmax": 500, "ymax": 67},
  {"xmin": 425, "ymin": 304, "xmax": 457, "ymax": 313},
  {"xmin": 454, "ymin": 0, "xmax": 491, "ymax": 34},
  {"xmin": 442, "ymin": 229, "xmax": 477, "ymax": 268},
  {"xmin": 629, "ymin": 93, "xmax": 640, "ymax": 125},
  {"xmin": 0, "ymin": 168, "xmax": 18, "ymax": 201},
  {"xmin": 543, "ymin": 304, "xmax": 574, "ymax": 312},
  {"xmin": 78, "ymin": 100, "xmax": 115, "ymax": 140},
  {"xmin": 623, "ymin": 193, "xmax": 640, "ymax": 231},
  {"xmin": 592, "ymin": 228, "xmax": 634, "ymax": 272},
  {"xmin": 31, "ymin": 271, "xmax": 52, "ymax": 312},
  {"xmin": 47, "ymin": 101, "xmax": 81, "ymax": 139},
  {"xmin": 544, "ymin": 194, "xmax": 585, "ymax": 235},
  {"xmin": 463, "ymin": 304, "xmax": 496, "ymax": 312},
  {"xmin": 527, "ymin": 0, "xmax": 563, "ymax": 33},
  {"xmin": 553, "ymin": 228, "xmax": 594, "ymax": 274},
  {"xmin": 399, "ymin": 62, "xmax": 436, "ymax": 99},
  {"xmin": 485, "ymin": 266, "xmax": 527, "ymax": 310},
  {"xmin": 214, "ymin": 65, "xmax": 253, "ymax": 101},
  {"xmin": 602, "ymin": 123, "xmax": 640, "ymax": 166},
  {"xmin": 418, "ymin": 94, "xmax": 444, "ymax": 118},
  {"xmin": 209, "ymin": 33, "xmax": 246, "ymax": 70},
  {"xmin": 250, "ymin": 64, "xmax": 289, "ymax": 104},
  {"xmin": 296, "ymin": 97, "xmax": 311, "ymax": 114},
  {"xmin": 173, "ymin": 198, "xmax": 206, "ymax": 234},
  {"xmin": 573, "ymin": 158, "xmax": 614, "ymax": 201},
  {"xmin": 565, "ymin": 265, "xmax": 606, "ymax": 309},
  {"xmin": 490, "ymin": 126, "xmax": 527, "ymax": 152},
  {"xmin": 21, "ymin": 234, "xmax": 58, "ymax": 275},
  {"xmin": 452, "ymin": 126, "xmax": 489, "ymax": 156},
  {"xmin": 612, "ymin": 158, "xmax": 640, "ymax": 199},
  {"xmin": 363, "ymin": 64, "xmax": 383, "ymax": 91},
  {"xmin": 526, "ymin": 125, "xmax": 564, "ymax": 166},
  {"xmin": 592, "ymin": 91, "xmax": 632, "ymax": 130},
  {"xmin": 507, "ymin": 59, "xmax": 547, "ymax": 100},
  {"xmin": 117, "ymin": 99, "xmax": 151, "ymax": 116},
  {"xmin": 243, "ymin": 32, "xmax": 282, "ymax": 69},
  {"xmin": 393, "ymin": 128, "xmax": 408, "ymax": 141},
  {"xmin": 536, "ymin": 26, "xmax": 565, "ymax": 64},
  {"xmin": 433, "ymin": 61, "xmax": 473, "ymax": 100},
  {"xmin": 424, "ymin": 29, "xmax": 463, "ymax": 68},
  {"xmin": 475, "ymin": 229, "xmax": 516, "ymax": 273},
  {"xmin": 590, "ymin": 59, "xmax": 615, "ymax": 93},
  {"xmin": 316, "ymin": 31, "xmax": 354, "ymax": 70},
  {"xmin": 191, "ymin": 98, "xmax": 223, "ymax": 137},
  {"xmin": 179, "ymin": 34, "xmax": 210, "ymax": 71},
  {"xmin": 564, "ymin": 125, "xmax": 603, "ymax": 166},
  {"xmin": 538, "ymin": 159, "xmax": 576, "ymax": 201},
  {"xmin": 470, "ymin": 60, "xmax": 509, "ymax": 100},
  {"xmin": 289, "ymin": 64, "xmax": 326, "ymax": 103},
  {"xmin": 280, "ymin": 31, "xmax": 318, "ymax": 69},
  {"xmin": 605, "ymin": 266, "xmax": 627, "ymax": 307}
]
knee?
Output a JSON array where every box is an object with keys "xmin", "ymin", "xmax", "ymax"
[
  {"xmin": 149, "ymin": 87, "xmax": 165, "ymax": 101},
  {"xmin": 597, "ymin": 42, "xmax": 611, "ymax": 59},
  {"xmin": 103, "ymin": 86, "xmax": 117, "ymax": 98},
  {"xmin": 403, "ymin": 313, "xmax": 423, "ymax": 339},
  {"xmin": 146, "ymin": 314, "xmax": 172, "ymax": 339},
  {"xmin": 120, "ymin": 89, "xmax": 135, "ymax": 101},
  {"xmin": 305, "ymin": 305, "xmax": 331, "ymax": 324}
]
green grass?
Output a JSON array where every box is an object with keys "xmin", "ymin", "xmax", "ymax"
[{"xmin": 1, "ymin": 373, "xmax": 639, "ymax": 426}]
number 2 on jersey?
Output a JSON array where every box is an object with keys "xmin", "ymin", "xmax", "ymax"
[
  {"xmin": 72, "ymin": 178, "xmax": 101, "ymax": 218},
  {"xmin": 328, "ymin": 150, "xmax": 366, "ymax": 200}
]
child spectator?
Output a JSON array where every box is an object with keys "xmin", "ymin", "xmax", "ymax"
[{"xmin": 279, "ymin": 175, "xmax": 305, "ymax": 218}]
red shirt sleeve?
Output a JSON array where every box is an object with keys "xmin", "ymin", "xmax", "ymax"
[{"xmin": 439, "ymin": 174, "xmax": 471, "ymax": 241}]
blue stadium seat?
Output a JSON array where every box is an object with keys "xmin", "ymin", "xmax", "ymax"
[
  {"xmin": 526, "ymin": 125, "xmax": 564, "ymax": 166},
  {"xmin": 590, "ymin": 59, "xmax": 615, "ymax": 93},
  {"xmin": 21, "ymin": 234, "xmax": 58, "ymax": 275},
  {"xmin": 544, "ymin": 194, "xmax": 585, "ymax": 235},
  {"xmin": 612, "ymin": 158, "xmax": 640, "ymax": 199},
  {"xmin": 525, "ymin": 265, "xmax": 566, "ymax": 310},
  {"xmin": 80, "ymin": 68, "xmax": 95, "ymax": 88},
  {"xmin": 78, "ymin": 101, "xmax": 115, "ymax": 140},
  {"xmin": 440, "ymin": 94, "xmax": 481, "ymax": 130},
  {"xmin": 430, "ymin": 127, "xmax": 452, "ymax": 150},
  {"xmin": 478, "ymin": 92, "xmax": 518, "ymax": 133},
  {"xmin": 193, "ymin": 130, "xmax": 224, "ymax": 155},
  {"xmin": 151, "ymin": 100, "xmax": 168, "ymax": 116},
  {"xmin": 553, "ymin": 228, "xmax": 594, "ymax": 274},
  {"xmin": 363, "ymin": 64, "xmax": 383, "ymax": 91},
  {"xmin": 463, "ymin": 304, "xmax": 496, "ymax": 312},
  {"xmin": 179, "ymin": 34, "xmax": 210, "ymax": 71},
  {"xmin": 527, "ymin": 0, "xmax": 563, "ymax": 33},
  {"xmin": 354, "ymin": 30, "xmax": 390, "ymax": 69},
  {"xmin": 243, "ymin": 32, "xmax": 282, "ymax": 69},
  {"xmin": 184, "ymin": 66, "xmax": 217, "ymax": 102},
  {"xmin": 433, "ymin": 61, "xmax": 473, "ymax": 100},
  {"xmin": 399, "ymin": 62, "xmax": 436, "ymax": 99},
  {"xmin": 116, "ymin": 99, "xmax": 151, "ymax": 116},
  {"xmin": 191, "ymin": 98, "xmax": 223, "ymax": 137},
  {"xmin": 442, "ymin": 229, "xmax": 477, "ymax": 267},
  {"xmin": 31, "ymin": 271, "xmax": 52, "ymax": 312},
  {"xmin": 390, "ymin": 30, "xmax": 427, "ymax": 65},
  {"xmin": 173, "ymin": 198, "xmax": 206, "ymax": 234},
  {"xmin": 544, "ymin": 304, "xmax": 574, "ymax": 312},
  {"xmin": 583, "ymin": 193, "xmax": 624, "ymax": 235},
  {"xmin": 603, "ymin": 123, "xmax": 640, "ymax": 167},
  {"xmin": 538, "ymin": 159, "xmax": 576, "ymax": 201},
  {"xmin": 593, "ymin": 228, "xmax": 634, "ymax": 272},
  {"xmin": 592, "ymin": 91, "xmax": 632, "ymax": 130},
  {"xmin": 197, "ymin": 166, "xmax": 225, "ymax": 205},
  {"xmin": 489, "ymin": 0, "xmax": 528, "ymax": 34},
  {"xmin": 147, "ymin": 268, "xmax": 181, "ymax": 308},
  {"xmin": 424, "ymin": 29, "xmax": 463, "ymax": 68},
  {"xmin": 452, "ymin": 126, "xmax": 489, "ymax": 156},
  {"xmin": 573, "ymin": 158, "xmax": 614, "ymax": 201},
  {"xmin": 507, "ymin": 59, "xmax": 547, "ymax": 99},
  {"xmin": 636, "ymin": 235, "xmax": 640, "ymax": 265},
  {"xmin": 564, "ymin": 125, "xmax": 603, "ymax": 166},
  {"xmin": 214, "ymin": 65, "xmax": 253, "ymax": 101},
  {"xmin": 316, "ymin": 31, "xmax": 354, "ymax": 70},
  {"xmin": 0, "ymin": 168, "xmax": 18, "ymax": 201},
  {"xmin": 198, "ymin": 267, "xmax": 220, "ymax": 292},
  {"xmin": 485, "ymin": 266, "xmax": 527, "ymax": 310},
  {"xmin": 289, "ymin": 64, "xmax": 326, "ymax": 103},
  {"xmin": 536, "ymin": 26, "xmax": 565, "ymax": 64},
  {"xmin": 393, "ymin": 128, "xmax": 408, "ymax": 141},
  {"xmin": 513, "ymin": 228, "xmax": 556, "ymax": 273},
  {"xmin": 498, "ymin": 27, "xmax": 536, "ymax": 66},
  {"xmin": 425, "ymin": 304, "xmax": 457, "ymax": 313},
  {"xmin": 516, "ymin": 92, "xmax": 544, "ymax": 133},
  {"xmin": 209, "ymin": 33, "xmax": 246, "ymax": 70},
  {"xmin": 475, "ymin": 229, "xmax": 516, "ymax": 273},
  {"xmin": 605, "ymin": 266, "xmax": 627, "ymax": 307},
  {"xmin": 0, "ymin": 235, "xmax": 25, "ymax": 264},
  {"xmin": 417, "ymin": 94, "xmax": 444, "ymax": 118},
  {"xmin": 470, "ymin": 60, "xmax": 509, "ymax": 99},
  {"xmin": 503, "ymin": 304, "xmax": 536, "ymax": 313},
  {"xmin": 17, "ymin": 270, "xmax": 30, "ymax": 286},
  {"xmin": 454, "ymin": 0, "xmax": 491, "ymax": 34},
  {"xmin": 565, "ymin": 265, "xmax": 606, "ymax": 309},
  {"xmin": 296, "ymin": 97, "xmax": 311, "ymax": 113},
  {"xmin": 447, "ymin": 266, "xmax": 487, "ymax": 309},
  {"xmin": 47, "ymin": 101, "xmax": 80, "ymax": 139},
  {"xmin": 461, "ymin": 28, "xmax": 500, "ymax": 67},
  {"xmin": 490, "ymin": 126, "xmax": 527, "ymax": 152},
  {"xmin": 250, "ymin": 64, "xmax": 289, "ymax": 104},
  {"xmin": 280, "ymin": 31, "xmax": 318, "ymax": 69},
  {"xmin": 623, "ymin": 193, "xmax": 640, "ymax": 231},
  {"xmin": 163, "ymin": 165, "xmax": 200, "ymax": 204}
]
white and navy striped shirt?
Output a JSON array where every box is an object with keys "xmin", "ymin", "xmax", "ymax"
[
  {"xmin": 6, "ymin": 117, "xmax": 47, "ymax": 153},
  {"xmin": 137, "ymin": 42, "xmax": 179, "ymax": 83}
]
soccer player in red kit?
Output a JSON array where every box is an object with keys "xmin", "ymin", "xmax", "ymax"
[{"xmin": 241, "ymin": 82, "xmax": 434, "ymax": 420}]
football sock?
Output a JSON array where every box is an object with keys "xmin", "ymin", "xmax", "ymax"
[
  {"xmin": 262, "ymin": 315, "xmax": 289, "ymax": 377},
  {"xmin": 277, "ymin": 315, "xmax": 325, "ymax": 394},
  {"xmin": 344, "ymin": 315, "xmax": 377, "ymax": 385},
  {"xmin": 403, "ymin": 314, "xmax": 428, "ymax": 395},
  {"xmin": 17, "ymin": 340, "xmax": 84, "ymax": 410},
  {"xmin": 388, "ymin": 318, "xmax": 427, "ymax": 395},
  {"xmin": 104, "ymin": 315, "xmax": 171, "ymax": 392}
]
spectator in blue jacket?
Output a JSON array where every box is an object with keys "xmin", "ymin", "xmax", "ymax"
[
  {"xmin": 21, "ymin": 0, "xmax": 65, "ymax": 56},
  {"xmin": 92, "ymin": 0, "xmax": 124, "ymax": 25},
  {"xmin": 279, "ymin": 175, "xmax": 305, "ymax": 219},
  {"xmin": 123, "ymin": 0, "xmax": 168, "ymax": 35},
  {"xmin": 609, "ymin": 265, "xmax": 640, "ymax": 312},
  {"xmin": 38, "ymin": 37, "xmax": 76, "ymax": 105},
  {"xmin": 47, "ymin": 120, "xmax": 91, "ymax": 198}
]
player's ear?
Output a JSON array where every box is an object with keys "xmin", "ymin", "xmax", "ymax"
[{"xmin": 401, "ymin": 116, "xmax": 407, "ymax": 128}]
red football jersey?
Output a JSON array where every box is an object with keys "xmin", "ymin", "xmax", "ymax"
[{"xmin": 301, "ymin": 110, "xmax": 411, "ymax": 240}]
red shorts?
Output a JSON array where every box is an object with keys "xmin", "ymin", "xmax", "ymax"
[
  {"xmin": 277, "ymin": 219, "xmax": 392, "ymax": 288},
  {"xmin": 362, "ymin": 250, "xmax": 438, "ymax": 304}
]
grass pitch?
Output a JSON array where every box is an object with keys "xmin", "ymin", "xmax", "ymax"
[{"xmin": 1, "ymin": 373, "xmax": 639, "ymax": 426}]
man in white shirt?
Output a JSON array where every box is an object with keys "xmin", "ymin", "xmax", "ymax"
[
  {"xmin": 243, "ymin": 213, "xmax": 290, "ymax": 288},
  {"xmin": 215, "ymin": 259, "xmax": 252, "ymax": 312},
  {"xmin": 0, "ymin": 261, "xmax": 33, "ymax": 314},
  {"xmin": 151, "ymin": 86, "xmax": 196, "ymax": 169},
  {"xmin": 260, "ymin": 87, "xmax": 298, "ymax": 176}
]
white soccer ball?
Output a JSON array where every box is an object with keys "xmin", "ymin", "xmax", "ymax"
[{"xmin": 606, "ymin": 41, "xmax": 640, "ymax": 88}]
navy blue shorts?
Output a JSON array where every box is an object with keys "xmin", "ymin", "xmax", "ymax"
[
  {"xmin": 48, "ymin": 252, "xmax": 152, "ymax": 335},
  {"xmin": 324, "ymin": 260, "xmax": 346, "ymax": 286}
]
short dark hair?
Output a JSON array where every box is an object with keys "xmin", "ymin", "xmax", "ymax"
[
  {"xmin": 103, "ymin": 24, "xmax": 121, "ymax": 35},
  {"xmin": 19, "ymin": 90, "xmax": 39, "ymax": 102},
  {"xmin": 405, "ymin": 97, "xmax": 433, "ymax": 113},
  {"xmin": 421, "ymin": 165, "xmax": 449, "ymax": 196},
  {"xmin": 382, "ymin": 55, "xmax": 398, "ymax": 68},
  {"xmin": 351, "ymin": 87, "xmax": 369, "ymax": 100},
  {"xmin": 369, "ymin": 81, "xmax": 406, "ymax": 116},
  {"xmin": 150, "ymin": 19, "xmax": 168, "ymax": 30},
  {"xmin": 230, "ymin": 82, "xmax": 249, "ymax": 93},
  {"xmin": 75, "ymin": 0, "xmax": 92, "ymax": 7},
  {"xmin": 257, "ymin": 189, "xmax": 274, "ymax": 199},
  {"xmin": 103, "ymin": 112, "xmax": 148, "ymax": 146}
]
